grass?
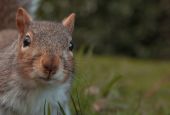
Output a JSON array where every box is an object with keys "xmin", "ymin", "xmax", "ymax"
[{"xmin": 70, "ymin": 54, "xmax": 170, "ymax": 115}]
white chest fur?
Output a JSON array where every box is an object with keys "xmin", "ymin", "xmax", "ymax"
[{"xmin": 0, "ymin": 82, "xmax": 71, "ymax": 115}]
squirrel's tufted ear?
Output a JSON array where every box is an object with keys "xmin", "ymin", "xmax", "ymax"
[
  {"xmin": 62, "ymin": 13, "xmax": 76, "ymax": 34},
  {"xmin": 16, "ymin": 7, "xmax": 32, "ymax": 36}
]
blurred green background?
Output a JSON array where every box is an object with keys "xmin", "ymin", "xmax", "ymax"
[
  {"xmin": 1, "ymin": 0, "xmax": 170, "ymax": 115},
  {"xmin": 35, "ymin": 0, "xmax": 170, "ymax": 59}
]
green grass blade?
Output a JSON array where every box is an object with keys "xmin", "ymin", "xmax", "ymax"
[
  {"xmin": 58, "ymin": 102, "xmax": 66, "ymax": 115},
  {"xmin": 76, "ymin": 90, "xmax": 82, "ymax": 115},
  {"xmin": 71, "ymin": 95, "xmax": 79, "ymax": 115},
  {"xmin": 44, "ymin": 100, "xmax": 47, "ymax": 115},
  {"xmin": 101, "ymin": 74, "xmax": 122, "ymax": 97},
  {"xmin": 47, "ymin": 102, "xmax": 51, "ymax": 115}
]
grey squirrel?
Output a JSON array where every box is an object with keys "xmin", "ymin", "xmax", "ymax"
[{"xmin": 0, "ymin": 7, "xmax": 75, "ymax": 115}]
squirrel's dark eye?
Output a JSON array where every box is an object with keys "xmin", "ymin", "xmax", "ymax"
[
  {"xmin": 23, "ymin": 35, "xmax": 31, "ymax": 47},
  {"xmin": 69, "ymin": 41, "xmax": 74, "ymax": 51}
]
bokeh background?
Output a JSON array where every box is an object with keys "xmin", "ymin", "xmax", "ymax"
[
  {"xmin": 1, "ymin": 0, "xmax": 170, "ymax": 115},
  {"xmin": 36, "ymin": 0, "xmax": 170, "ymax": 59}
]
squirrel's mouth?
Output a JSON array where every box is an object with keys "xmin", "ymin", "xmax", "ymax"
[
  {"xmin": 38, "ymin": 76, "xmax": 51, "ymax": 81},
  {"xmin": 34, "ymin": 70, "xmax": 57, "ymax": 82},
  {"xmin": 32, "ymin": 68, "xmax": 66, "ymax": 83},
  {"xmin": 37, "ymin": 74, "xmax": 58, "ymax": 82}
]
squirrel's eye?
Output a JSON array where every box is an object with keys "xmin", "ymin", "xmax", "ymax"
[
  {"xmin": 23, "ymin": 35, "xmax": 31, "ymax": 47},
  {"xmin": 69, "ymin": 41, "xmax": 74, "ymax": 51}
]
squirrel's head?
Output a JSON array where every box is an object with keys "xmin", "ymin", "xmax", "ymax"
[{"xmin": 15, "ymin": 8, "xmax": 75, "ymax": 85}]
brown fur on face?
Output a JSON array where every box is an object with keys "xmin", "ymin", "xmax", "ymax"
[
  {"xmin": 15, "ymin": 8, "xmax": 75, "ymax": 84},
  {"xmin": 16, "ymin": 22, "xmax": 74, "ymax": 84}
]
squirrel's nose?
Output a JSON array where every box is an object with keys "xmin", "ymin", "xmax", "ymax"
[
  {"xmin": 41, "ymin": 55, "xmax": 59, "ymax": 75},
  {"xmin": 43, "ymin": 63, "xmax": 54, "ymax": 74}
]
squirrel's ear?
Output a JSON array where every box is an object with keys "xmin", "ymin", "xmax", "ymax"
[
  {"xmin": 62, "ymin": 13, "xmax": 76, "ymax": 34},
  {"xmin": 16, "ymin": 7, "xmax": 32, "ymax": 35}
]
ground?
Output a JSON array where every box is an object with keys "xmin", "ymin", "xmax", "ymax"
[{"xmin": 71, "ymin": 54, "xmax": 170, "ymax": 115}]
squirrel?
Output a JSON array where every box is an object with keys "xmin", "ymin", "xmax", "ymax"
[{"xmin": 0, "ymin": 7, "xmax": 75, "ymax": 115}]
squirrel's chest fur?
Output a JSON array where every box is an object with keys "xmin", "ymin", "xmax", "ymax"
[{"xmin": 0, "ymin": 80, "xmax": 71, "ymax": 115}]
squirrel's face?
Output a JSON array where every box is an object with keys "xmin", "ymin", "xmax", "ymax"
[{"xmin": 16, "ymin": 8, "xmax": 75, "ymax": 84}]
